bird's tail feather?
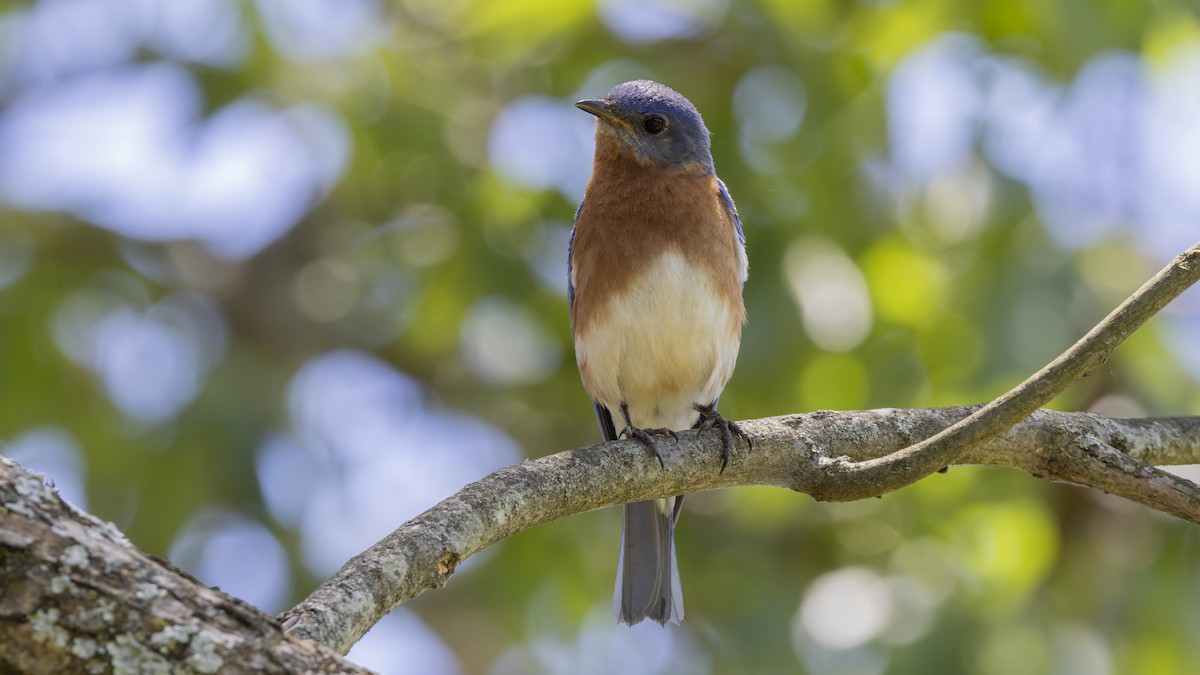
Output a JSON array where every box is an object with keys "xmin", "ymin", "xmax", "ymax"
[{"xmin": 615, "ymin": 497, "xmax": 683, "ymax": 625}]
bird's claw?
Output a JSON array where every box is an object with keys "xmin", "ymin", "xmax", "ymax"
[
  {"xmin": 693, "ymin": 403, "xmax": 751, "ymax": 474},
  {"xmin": 619, "ymin": 403, "xmax": 677, "ymax": 468},
  {"xmin": 620, "ymin": 425, "xmax": 677, "ymax": 468}
]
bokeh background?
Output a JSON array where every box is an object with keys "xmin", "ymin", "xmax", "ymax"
[{"xmin": 2, "ymin": 0, "xmax": 1200, "ymax": 673}]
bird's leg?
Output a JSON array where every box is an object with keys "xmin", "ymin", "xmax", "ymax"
[
  {"xmin": 619, "ymin": 403, "xmax": 678, "ymax": 468},
  {"xmin": 692, "ymin": 403, "xmax": 751, "ymax": 474}
]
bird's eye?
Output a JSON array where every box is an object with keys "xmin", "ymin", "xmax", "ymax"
[{"xmin": 642, "ymin": 115, "xmax": 667, "ymax": 135}]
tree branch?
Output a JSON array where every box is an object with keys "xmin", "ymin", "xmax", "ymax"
[
  {"xmin": 820, "ymin": 240, "xmax": 1200, "ymax": 500},
  {"xmin": 284, "ymin": 240, "xmax": 1200, "ymax": 654},
  {"xmin": 10, "ymin": 243, "xmax": 1196, "ymax": 666},
  {"xmin": 282, "ymin": 408, "xmax": 1200, "ymax": 654},
  {"xmin": 0, "ymin": 457, "xmax": 370, "ymax": 674}
]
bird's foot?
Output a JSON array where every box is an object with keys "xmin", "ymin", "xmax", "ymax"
[
  {"xmin": 693, "ymin": 403, "xmax": 751, "ymax": 474},
  {"xmin": 619, "ymin": 404, "xmax": 677, "ymax": 468},
  {"xmin": 620, "ymin": 426, "xmax": 678, "ymax": 468}
]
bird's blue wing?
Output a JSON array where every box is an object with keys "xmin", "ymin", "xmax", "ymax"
[
  {"xmin": 716, "ymin": 178, "xmax": 748, "ymax": 288},
  {"xmin": 567, "ymin": 202, "xmax": 582, "ymax": 323}
]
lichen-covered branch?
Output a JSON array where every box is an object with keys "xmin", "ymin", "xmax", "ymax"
[
  {"xmin": 0, "ymin": 456, "xmax": 370, "ymax": 674},
  {"xmin": 282, "ymin": 408, "xmax": 1200, "ymax": 655}
]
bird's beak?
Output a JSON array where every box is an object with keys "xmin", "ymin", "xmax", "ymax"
[{"xmin": 575, "ymin": 99, "xmax": 634, "ymax": 132}]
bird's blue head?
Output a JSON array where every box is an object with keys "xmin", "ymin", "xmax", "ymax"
[{"xmin": 576, "ymin": 80, "xmax": 713, "ymax": 172}]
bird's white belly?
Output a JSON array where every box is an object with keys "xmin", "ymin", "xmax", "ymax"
[{"xmin": 575, "ymin": 250, "xmax": 740, "ymax": 431}]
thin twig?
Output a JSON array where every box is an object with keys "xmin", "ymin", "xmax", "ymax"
[{"xmin": 807, "ymin": 241, "xmax": 1200, "ymax": 501}]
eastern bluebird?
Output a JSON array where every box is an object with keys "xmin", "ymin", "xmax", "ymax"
[{"xmin": 568, "ymin": 80, "xmax": 749, "ymax": 626}]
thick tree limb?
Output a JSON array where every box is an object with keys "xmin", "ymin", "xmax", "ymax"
[
  {"xmin": 282, "ymin": 408, "xmax": 1200, "ymax": 654},
  {"xmin": 0, "ymin": 456, "xmax": 370, "ymax": 675}
]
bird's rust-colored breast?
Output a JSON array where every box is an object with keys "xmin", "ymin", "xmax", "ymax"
[{"xmin": 571, "ymin": 134, "xmax": 746, "ymax": 337}]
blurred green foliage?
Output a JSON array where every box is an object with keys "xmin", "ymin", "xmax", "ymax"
[{"xmin": 2, "ymin": 0, "xmax": 1200, "ymax": 673}]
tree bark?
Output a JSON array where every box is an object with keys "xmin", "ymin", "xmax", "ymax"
[{"xmin": 0, "ymin": 456, "xmax": 370, "ymax": 675}]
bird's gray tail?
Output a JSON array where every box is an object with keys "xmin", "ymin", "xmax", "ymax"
[{"xmin": 615, "ymin": 497, "xmax": 684, "ymax": 625}]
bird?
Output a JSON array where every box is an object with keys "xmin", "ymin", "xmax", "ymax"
[{"xmin": 568, "ymin": 80, "xmax": 749, "ymax": 626}]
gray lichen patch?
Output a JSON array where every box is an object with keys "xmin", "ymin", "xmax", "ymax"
[
  {"xmin": 135, "ymin": 582, "xmax": 168, "ymax": 601},
  {"xmin": 30, "ymin": 608, "xmax": 70, "ymax": 647},
  {"xmin": 185, "ymin": 631, "xmax": 224, "ymax": 674},
  {"xmin": 51, "ymin": 511, "xmax": 135, "ymax": 551},
  {"xmin": 61, "ymin": 544, "xmax": 89, "ymax": 569},
  {"xmin": 147, "ymin": 622, "xmax": 225, "ymax": 674},
  {"xmin": 71, "ymin": 636, "xmax": 99, "ymax": 659},
  {"xmin": 49, "ymin": 575, "xmax": 77, "ymax": 595},
  {"xmin": 149, "ymin": 622, "xmax": 198, "ymax": 650},
  {"xmin": 3, "ymin": 499, "xmax": 34, "ymax": 517},
  {"xmin": 13, "ymin": 471, "xmax": 49, "ymax": 500},
  {"xmin": 106, "ymin": 633, "xmax": 174, "ymax": 675},
  {"xmin": 98, "ymin": 519, "xmax": 135, "ymax": 549}
]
